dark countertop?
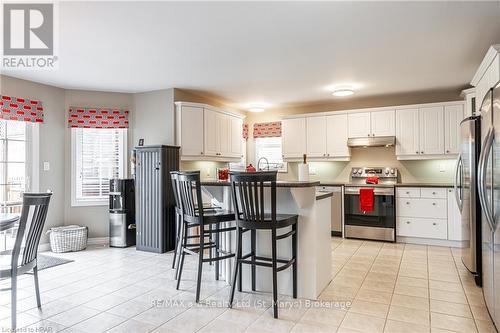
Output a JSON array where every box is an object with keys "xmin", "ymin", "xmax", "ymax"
[
  {"xmin": 318, "ymin": 181, "xmax": 454, "ymax": 188},
  {"xmin": 201, "ymin": 180, "xmax": 321, "ymax": 188},
  {"xmin": 315, "ymin": 192, "xmax": 333, "ymax": 200},
  {"xmin": 395, "ymin": 183, "xmax": 453, "ymax": 188},
  {"xmin": 318, "ymin": 182, "xmax": 345, "ymax": 187}
]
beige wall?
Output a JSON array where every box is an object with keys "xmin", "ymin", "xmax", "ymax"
[
  {"xmin": 0, "ymin": 75, "xmax": 66, "ymax": 243},
  {"xmin": 64, "ymin": 90, "xmax": 133, "ymax": 238},
  {"xmin": 281, "ymin": 148, "xmax": 456, "ymax": 184},
  {"xmin": 246, "ymin": 88, "xmax": 463, "ymax": 183},
  {"xmin": 132, "ymin": 89, "xmax": 175, "ymax": 146}
]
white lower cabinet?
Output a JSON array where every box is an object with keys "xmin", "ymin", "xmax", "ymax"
[
  {"xmin": 397, "ymin": 217, "xmax": 448, "ymax": 240},
  {"xmin": 396, "ymin": 187, "xmax": 463, "ymax": 244}
]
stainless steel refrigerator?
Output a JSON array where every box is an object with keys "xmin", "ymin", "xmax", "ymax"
[
  {"xmin": 478, "ymin": 82, "xmax": 500, "ymax": 328},
  {"xmin": 457, "ymin": 116, "xmax": 481, "ymax": 286}
]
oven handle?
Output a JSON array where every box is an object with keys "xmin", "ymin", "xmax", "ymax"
[{"xmin": 344, "ymin": 187, "xmax": 394, "ymax": 196}]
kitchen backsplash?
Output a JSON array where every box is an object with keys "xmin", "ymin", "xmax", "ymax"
[
  {"xmin": 182, "ymin": 147, "xmax": 457, "ymax": 184},
  {"xmin": 278, "ymin": 147, "xmax": 457, "ymax": 184}
]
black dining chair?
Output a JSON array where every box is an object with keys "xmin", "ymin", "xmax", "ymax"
[
  {"xmin": 0, "ymin": 192, "xmax": 52, "ymax": 330},
  {"xmin": 228, "ymin": 171, "xmax": 298, "ymax": 319},
  {"xmin": 175, "ymin": 171, "xmax": 236, "ymax": 302}
]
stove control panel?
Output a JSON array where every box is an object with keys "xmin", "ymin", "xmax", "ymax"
[{"xmin": 350, "ymin": 167, "xmax": 398, "ymax": 179}]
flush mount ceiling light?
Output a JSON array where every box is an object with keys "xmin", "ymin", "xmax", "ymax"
[
  {"xmin": 332, "ymin": 88, "xmax": 355, "ymax": 97},
  {"xmin": 246, "ymin": 103, "xmax": 269, "ymax": 113}
]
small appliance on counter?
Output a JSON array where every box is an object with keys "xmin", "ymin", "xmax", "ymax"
[
  {"xmin": 344, "ymin": 167, "xmax": 399, "ymax": 242},
  {"xmin": 109, "ymin": 178, "xmax": 136, "ymax": 247}
]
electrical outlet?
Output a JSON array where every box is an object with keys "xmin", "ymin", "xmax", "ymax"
[
  {"xmin": 439, "ymin": 163, "xmax": 446, "ymax": 172},
  {"xmin": 309, "ymin": 166, "xmax": 317, "ymax": 175},
  {"xmin": 206, "ymin": 168, "xmax": 211, "ymax": 177},
  {"xmin": 43, "ymin": 162, "xmax": 50, "ymax": 171}
]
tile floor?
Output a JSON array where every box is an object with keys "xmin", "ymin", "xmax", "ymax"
[{"xmin": 0, "ymin": 238, "xmax": 496, "ymax": 333}]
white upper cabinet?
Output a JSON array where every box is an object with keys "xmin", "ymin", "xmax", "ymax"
[
  {"xmin": 444, "ymin": 104, "xmax": 464, "ymax": 155},
  {"xmin": 348, "ymin": 112, "xmax": 371, "ymax": 138},
  {"xmin": 326, "ymin": 114, "xmax": 350, "ymax": 158},
  {"xmin": 178, "ymin": 105, "xmax": 204, "ymax": 157},
  {"xmin": 371, "ymin": 110, "xmax": 395, "ymax": 137},
  {"xmin": 217, "ymin": 112, "xmax": 231, "ymax": 157},
  {"xmin": 282, "ymin": 118, "xmax": 306, "ymax": 159},
  {"xmin": 348, "ymin": 110, "xmax": 395, "ymax": 138},
  {"xmin": 472, "ymin": 46, "xmax": 500, "ymax": 111},
  {"xmin": 175, "ymin": 102, "xmax": 244, "ymax": 161},
  {"xmin": 230, "ymin": 116, "xmax": 243, "ymax": 158},
  {"xmin": 306, "ymin": 116, "xmax": 327, "ymax": 158},
  {"xmin": 419, "ymin": 106, "xmax": 444, "ymax": 155},
  {"xmin": 203, "ymin": 108, "xmax": 219, "ymax": 157},
  {"xmin": 396, "ymin": 108, "xmax": 419, "ymax": 156}
]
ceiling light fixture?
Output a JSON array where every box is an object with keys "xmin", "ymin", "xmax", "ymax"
[
  {"xmin": 248, "ymin": 106, "xmax": 265, "ymax": 113},
  {"xmin": 332, "ymin": 88, "xmax": 355, "ymax": 97},
  {"xmin": 247, "ymin": 103, "xmax": 268, "ymax": 113}
]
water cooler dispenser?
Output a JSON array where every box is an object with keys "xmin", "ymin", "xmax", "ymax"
[{"xmin": 109, "ymin": 179, "xmax": 136, "ymax": 247}]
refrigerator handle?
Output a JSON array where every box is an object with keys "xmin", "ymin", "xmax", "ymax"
[
  {"xmin": 478, "ymin": 127, "xmax": 495, "ymax": 231},
  {"xmin": 454, "ymin": 154, "xmax": 463, "ymax": 211}
]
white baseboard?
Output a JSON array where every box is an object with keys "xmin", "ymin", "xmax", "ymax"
[
  {"xmin": 38, "ymin": 237, "xmax": 109, "ymax": 252},
  {"xmin": 397, "ymin": 236, "xmax": 466, "ymax": 248}
]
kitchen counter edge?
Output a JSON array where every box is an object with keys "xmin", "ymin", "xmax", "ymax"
[{"xmin": 201, "ymin": 180, "xmax": 321, "ymax": 188}]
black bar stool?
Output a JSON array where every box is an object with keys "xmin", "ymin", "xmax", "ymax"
[
  {"xmin": 175, "ymin": 171, "xmax": 236, "ymax": 302},
  {"xmin": 228, "ymin": 171, "xmax": 298, "ymax": 319},
  {"xmin": 171, "ymin": 171, "xmax": 215, "ymax": 277}
]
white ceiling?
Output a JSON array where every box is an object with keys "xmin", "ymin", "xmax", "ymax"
[{"xmin": 3, "ymin": 1, "xmax": 500, "ymax": 108}]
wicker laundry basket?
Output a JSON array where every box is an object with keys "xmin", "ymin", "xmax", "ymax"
[{"xmin": 47, "ymin": 225, "xmax": 88, "ymax": 253}]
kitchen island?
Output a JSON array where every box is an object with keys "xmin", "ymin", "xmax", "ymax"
[{"xmin": 201, "ymin": 180, "xmax": 332, "ymax": 300}]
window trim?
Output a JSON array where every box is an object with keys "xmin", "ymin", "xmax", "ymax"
[{"xmin": 71, "ymin": 128, "xmax": 127, "ymax": 207}]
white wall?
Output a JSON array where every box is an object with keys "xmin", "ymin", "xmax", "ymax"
[{"xmin": 0, "ymin": 75, "xmax": 66, "ymax": 243}]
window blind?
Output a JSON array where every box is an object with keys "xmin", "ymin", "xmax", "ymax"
[{"xmin": 74, "ymin": 128, "xmax": 125, "ymax": 202}]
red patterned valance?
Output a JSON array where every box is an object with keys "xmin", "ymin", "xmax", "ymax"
[
  {"xmin": 243, "ymin": 123, "xmax": 249, "ymax": 139},
  {"xmin": 68, "ymin": 106, "xmax": 129, "ymax": 129},
  {"xmin": 0, "ymin": 95, "xmax": 44, "ymax": 123},
  {"xmin": 253, "ymin": 121, "xmax": 281, "ymax": 138}
]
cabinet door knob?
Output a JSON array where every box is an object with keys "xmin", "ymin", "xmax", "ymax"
[
  {"xmin": 201, "ymin": 152, "xmax": 204, "ymax": 155},
  {"xmin": 432, "ymin": 192, "xmax": 436, "ymax": 195},
  {"xmin": 432, "ymin": 202, "xmax": 436, "ymax": 205},
  {"xmin": 421, "ymin": 151, "xmax": 424, "ymax": 154},
  {"xmin": 406, "ymin": 191, "xmax": 410, "ymax": 194},
  {"xmin": 406, "ymin": 202, "xmax": 410, "ymax": 205},
  {"xmin": 432, "ymin": 222, "xmax": 437, "ymax": 226},
  {"xmin": 406, "ymin": 221, "xmax": 411, "ymax": 224},
  {"xmin": 446, "ymin": 150, "xmax": 450, "ymax": 153},
  {"xmin": 416, "ymin": 151, "xmax": 419, "ymax": 154}
]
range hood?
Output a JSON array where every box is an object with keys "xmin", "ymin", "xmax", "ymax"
[{"xmin": 347, "ymin": 136, "xmax": 396, "ymax": 148}]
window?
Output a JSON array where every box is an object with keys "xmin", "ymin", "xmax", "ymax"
[
  {"xmin": 254, "ymin": 137, "xmax": 287, "ymax": 172},
  {"xmin": 0, "ymin": 120, "xmax": 38, "ymax": 213},
  {"xmin": 71, "ymin": 128, "xmax": 127, "ymax": 206}
]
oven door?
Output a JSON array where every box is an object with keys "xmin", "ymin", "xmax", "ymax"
[{"xmin": 344, "ymin": 186, "xmax": 395, "ymax": 241}]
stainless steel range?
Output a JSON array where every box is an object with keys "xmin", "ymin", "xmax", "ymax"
[{"xmin": 344, "ymin": 167, "xmax": 399, "ymax": 242}]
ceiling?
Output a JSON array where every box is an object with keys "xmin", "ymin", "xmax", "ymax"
[{"xmin": 3, "ymin": 1, "xmax": 500, "ymax": 108}]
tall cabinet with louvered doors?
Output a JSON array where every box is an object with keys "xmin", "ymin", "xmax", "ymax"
[{"xmin": 134, "ymin": 145, "xmax": 180, "ymax": 253}]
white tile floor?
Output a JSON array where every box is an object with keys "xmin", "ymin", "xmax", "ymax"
[{"xmin": 0, "ymin": 238, "xmax": 496, "ymax": 333}]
